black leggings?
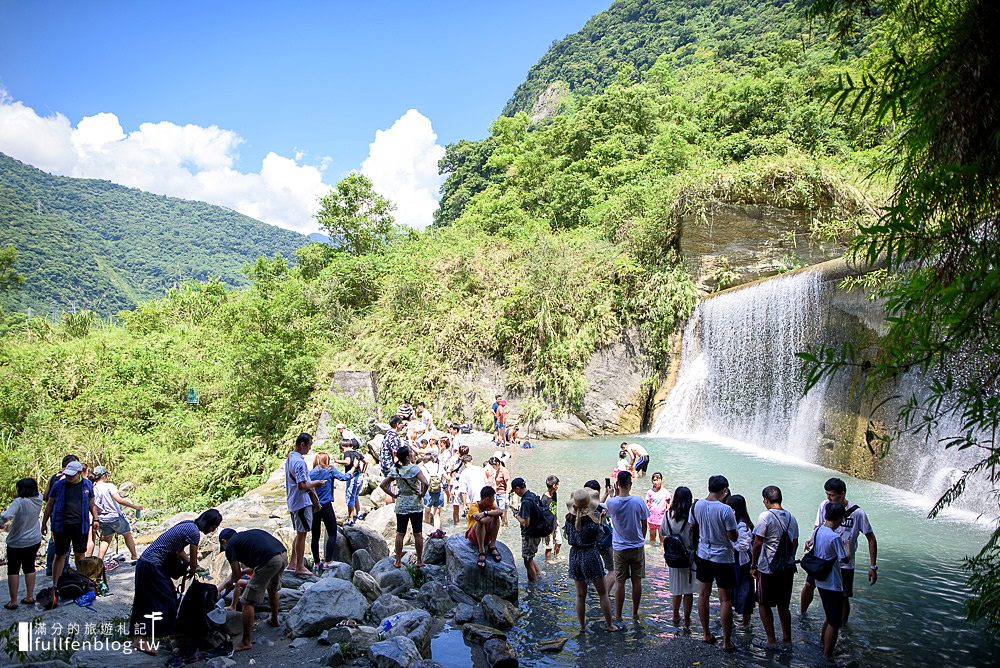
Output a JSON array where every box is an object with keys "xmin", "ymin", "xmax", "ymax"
[{"xmin": 311, "ymin": 502, "xmax": 338, "ymax": 565}]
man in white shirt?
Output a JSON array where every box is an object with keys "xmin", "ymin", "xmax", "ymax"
[
  {"xmin": 690, "ymin": 475, "xmax": 739, "ymax": 652},
  {"xmin": 336, "ymin": 423, "xmax": 361, "ymax": 448},
  {"xmin": 458, "ymin": 456, "xmax": 487, "ymax": 515},
  {"xmin": 799, "ymin": 477, "xmax": 877, "ymax": 625},
  {"xmin": 750, "ymin": 485, "xmax": 799, "ymax": 648}
]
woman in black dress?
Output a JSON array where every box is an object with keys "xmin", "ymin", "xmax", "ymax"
[{"xmin": 563, "ymin": 488, "xmax": 621, "ymax": 633}]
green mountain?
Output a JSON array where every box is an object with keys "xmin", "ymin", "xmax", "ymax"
[
  {"xmin": 0, "ymin": 153, "xmax": 310, "ymax": 315},
  {"xmin": 503, "ymin": 0, "xmax": 867, "ymax": 117}
]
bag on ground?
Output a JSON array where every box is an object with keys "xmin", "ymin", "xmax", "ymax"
[
  {"xmin": 56, "ymin": 570, "xmax": 98, "ymax": 600},
  {"xmin": 175, "ymin": 580, "xmax": 224, "ymax": 651}
]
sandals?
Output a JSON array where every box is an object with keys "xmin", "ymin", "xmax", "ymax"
[
  {"xmin": 489, "ymin": 546, "xmax": 503, "ymax": 562},
  {"xmin": 4, "ymin": 602, "xmax": 17, "ymax": 610},
  {"xmin": 20, "ymin": 597, "xmax": 34, "ymax": 605},
  {"xmin": 477, "ymin": 552, "xmax": 487, "ymax": 569}
]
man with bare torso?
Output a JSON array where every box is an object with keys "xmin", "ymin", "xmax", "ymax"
[{"xmin": 620, "ymin": 442, "xmax": 650, "ymax": 478}]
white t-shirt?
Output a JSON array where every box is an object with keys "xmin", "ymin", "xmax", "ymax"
[
  {"xmin": 812, "ymin": 525, "xmax": 849, "ymax": 591},
  {"xmin": 814, "ymin": 500, "xmax": 873, "ymax": 570},
  {"xmin": 733, "ymin": 521, "xmax": 753, "ymax": 566},
  {"xmin": 753, "ymin": 508, "xmax": 800, "ymax": 574},
  {"xmin": 459, "ymin": 465, "xmax": 487, "ymax": 504},
  {"xmin": 690, "ymin": 499, "xmax": 738, "ymax": 563},
  {"xmin": 421, "ymin": 462, "xmax": 443, "ymax": 487},
  {"xmin": 94, "ymin": 481, "xmax": 124, "ymax": 521}
]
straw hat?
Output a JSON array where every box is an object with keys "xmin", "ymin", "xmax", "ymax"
[{"xmin": 566, "ymin": 488, "xmax": 600, "ymax": 516}]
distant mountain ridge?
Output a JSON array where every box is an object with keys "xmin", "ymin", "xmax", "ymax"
[{"xmin": 0, "ymin": 153, "xmax": 311, "ymax": 315}]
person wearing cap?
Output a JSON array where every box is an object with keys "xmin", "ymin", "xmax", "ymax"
[
  {"xmin": 92, "ymin": 465, "xmax": 143, "ymax": 562},
  {"xmin": 564, "ymin": 488, "xmax": 620, "ymax": 633},
  {"xmin": 219, "ymin": 528, "xmax": 287, "ymax": 652},
  {"xmin": 40, "ymin": 460, "xmax": 98, "ymax": 590},
  {"xmin": 42, "ymin": 454, "xmax": 78, "ymax": 576}
]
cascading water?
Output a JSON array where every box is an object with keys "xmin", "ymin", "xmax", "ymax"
[
  {"xmin": 655, "ymin": 270, "xmax": 828, "ymax": 459},
  {"xmin": 655, "ymin": 268, "xmax": 996, "ymax": 516}
]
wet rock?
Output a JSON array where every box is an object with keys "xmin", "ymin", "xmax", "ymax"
[
  {"xmin": 480, "ymin": 594, "xmax": 520, "ymax": 630},
  {"xmin": 353, "ymin": 570, "xmax": 382, "ymax": 602},
  {"xmin": 345, "ymin": 524, "xmax": 390, "ymax": 561},
  {"xmin": 446, "ymin": 583, "xmax": 478, "ymax": 606},
  {"xmin": 444, "ymin": 535, "xmax": 518, "ymax": 602},
  {"xmin": 370, "ymin": 593, "xmax": 414, "ymax": 621},
  {"xmin": 352, "ymin": 548, "xmax": 376, "ymax": 573},
  {"xmin": 411, "ymin": 661, "xmax": 446, "ymax": 668},
  {"xmin": 484, "ymin": 638, "xmax": 519, "ymax": 668},
  {"xmin": 417, "ymin": 580, "xmax": 455, "ymax": 616},
  {"xmin": 537, "ymin": 637, "xmax": 568, "ymax": 653},
  {"xmin": 462, "ymin": 623, "xmax": 507, "ymax": 645},
  {"xmin": 367, "ymin": 636, "xmax": 422, "ymax": 668},
  {"xmin": 287, "ymin": 576, "xmax": 370, "ymax": 637},
  {"xmin": 378, "ymin": 609, "xmax": 433, "ymax": 657},
  {"xmin": 422, "ymin": 537, "xmax": 446, "ymax": 565}
]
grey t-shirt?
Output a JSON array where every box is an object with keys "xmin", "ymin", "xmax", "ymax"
[
  {"xmin": 94, "ymin": 481, "xmax": 124, "ymax": 522},
  {"xmin": 1, "ymin": 496, "xmax": 43, "ymax": 548},
  {"xmin": 285, "ymin": 451, "xmax": 311, "ymax": 513},
  {"xmin": 753, "ymin": 508, "xmax": 800, "ymax": 574},
  {"xmin": 690, "ymin": 499, "xmax": 738, "ymax": 563}
]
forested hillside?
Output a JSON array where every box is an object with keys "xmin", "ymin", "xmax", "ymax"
[
  {"xmin": 503, "ymin": 0, "xmax": 870, "ymax": 117},
  {"xmin": 0, "ymin": 153, "xmax": 310, "ymax": 315}
]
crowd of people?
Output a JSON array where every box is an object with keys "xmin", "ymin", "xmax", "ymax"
[{"xmin": 1, "ymin": 398, "xmax": 878, "ymax": 662}]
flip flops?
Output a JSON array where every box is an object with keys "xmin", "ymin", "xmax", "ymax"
[
  {"xmin": 3, "ymin": 602, "xmax": 17, "ymax": 610},
  {"xmin": 477, "ymin": 552, "xmax": 487, "ymax": 569}
]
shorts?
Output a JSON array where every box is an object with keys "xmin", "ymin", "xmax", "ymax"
[
  {"xmin": 757, "ymin": 569, "xmax": 795, "ymax": 608},
  {"xmin": 521, "ymin": 535, "xmax": 541, "ymax": 560},
  {"xmin": 290, "ymin": 507, "xmax": 313, "ymax": 533},
  {"xmin": 345, "ymin": 475, "xmax": 365, "ymax": 507},
  {"xmin": 634, "ymin": 455, "xmax": 650, "ymax": 473},
  {"xmin": 544, "ymin": 526, "xmax": 562, "ymax": 550},
  {"xmin": 495, "ymin": 493, "xmax": 509, "ymax": 510},
  {"xmin": 243, "ymin": 552, "xmax": 288, "ymax": 606},
  {"xmin": 6, "ymin": 543, "xmax": 40, "ymax": 575},
  {"xmin": 424, "ymin": 490, "xmax": 444, "ymax": 508},
  {"xmin": 395, "ymin": 512, "xmax": 423, "ymax": 535},
  {"xmin": 99, "ymin": 515, "xmax": 131, "ymax": 537},
  {"xmin": 496, "ymin": 422, "xmax": 505, "ymax": 430},
  {"xmin": 818, "ymin": 587, "xmax": 844, "ymax": 627},
  {"xmin": 806, "ymin": 567, "xmax": 855, "ymax": 598},
  {"xmin": 613, "ymin": 547, "xmax": 646, "ymax": 581},
  {"xmin": 53, "ymin": 525, "xmax": 88, "ymax": 556},
  {"xmin": 695, "ymin": 556, "xmax": 736, "ymax": 590},
  {"xmin": 599, "ymin": 545, "xmax": 614, "ymax": 572}
]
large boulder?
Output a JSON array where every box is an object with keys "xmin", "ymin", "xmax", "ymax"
[
  {"xmin": 353, "ymin": 570, "xmax": 382, "ymax": 602},
  {"xmin": 370, "ymin": 593, "xmax": 414, "ymax": 622},
  {"xmin": 417, "ymin": 581, "xmax": 455, "ymax": 616},
  {"xmin": 361, "ymin": 504, "xmax": 403, "ymax": 545},
  {"xmin": 444, "ymin": 535, "xmax": 518, "ymax": 602},
  {"xmin": 371, "ymin": 557, "xmax": 414, "ymax": 596},
  {"xmin": 345, "ymin": 523, "xmax": 390, "ymax": 561},
  {"xmin": 323, "ymin": 561, "xmax": 353, "ymax": 580},
  {"xmin": 286, "ymin": 576, "xmax": 370, "ymax": 637},
  {"xmin": 422, "ymin": 537, "xmax": 446, "ymax": 565},
  {"xmin": 480, "ymin": 594, "xmax": 521, "ymax": 630},
  {"xmin": 483, "ymin": 638, "xmax": 519, "ymax": 668},
  {"xmin": 348, "ymin": 625, "xmax": 380, "ymax": 655},
  {"xmin": 379, "ymin": 609, "xmax": 433, "ymax": 658},
  {"xmin": 368, "ymin": 636, "xmax": 422, "ymax": 668},
  {"xmin": 453, "ymin": 602, "xmax": 478, "ymax": 625}
]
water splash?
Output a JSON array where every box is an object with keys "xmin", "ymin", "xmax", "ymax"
[{"xmin": 655, "ymin": 270, "xmax": 828, "ymax": 459}]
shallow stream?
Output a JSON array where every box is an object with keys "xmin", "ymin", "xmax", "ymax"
[{"xmin": 429, "ymin": 435, "xmax": 997, "ymax": 667}]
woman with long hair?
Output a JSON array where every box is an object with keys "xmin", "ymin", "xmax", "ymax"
[
  {"xmin": 309, "ymin": 452, "xmax": 353, "ymax": 571},
  {"xmin": 726, "ymin": 493, "xmax": 756, "ymax": 628},
  {"xmin": 563, "ymin": 488, "xmax": 620, "ymax": 633},
  {"xmin": 379, "ymin": 445, "xmax": 429, "ymax": 568},
  {"xmin": 665, "ymin": 486, "xmax": 696, "ymax": 628}
]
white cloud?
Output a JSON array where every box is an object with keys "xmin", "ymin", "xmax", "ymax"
[
  {"xmin": 0, "ymin": 91, "xmax": 445, "ymax": 234},
  {"xmin": 361, "ymin": 109, "xmax": 445, "ymax": 230},
  {"xmin": 0, "ymin": 90, "xmax": 329, "ymax": 234}
]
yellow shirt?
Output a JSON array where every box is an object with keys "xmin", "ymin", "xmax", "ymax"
[{"xmin": 466, "ymin": 498, "xmax": 496, "ymax": 530}]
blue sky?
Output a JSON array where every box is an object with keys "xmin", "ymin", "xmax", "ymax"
[{"xmin": 0, "ymin": 1, "xmax": 609, "ymax": 232}]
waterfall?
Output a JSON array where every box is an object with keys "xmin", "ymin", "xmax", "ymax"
[
  {"xmin": 655, "ymin": 270, "xmax": 828, "ymax": 458},
  {"xmin": 655, "ymin": 268, "xmax": 995, "ymax": 516}
]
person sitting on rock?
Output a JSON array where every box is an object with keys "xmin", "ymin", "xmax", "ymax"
[
  {"xmin": 466, "ymin": 485, "xmax": 503, "ymax": 568},
  {"xmin": 219, "ymin": 527, "xmax": 288, "ymax": 652}
]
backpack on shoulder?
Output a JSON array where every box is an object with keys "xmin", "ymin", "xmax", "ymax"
[
  {"xmin": 663, "ymin": 520, "xmax": 692, "ymax": 569},
  {"xmin": 766, "ymin": 511, "xmax": 797, "ymax": 574},
  {"xmin": 526, "ymin": 494, "xmax": 555, "ymax": 538}
]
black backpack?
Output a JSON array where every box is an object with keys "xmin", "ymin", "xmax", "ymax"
[
  {"xmin": 525, "ymin": 493, "xmax": 555, "ymax": 538},
  {"xmin": 766, "ymin": 510, "xmax": 797, "ymax": 573},
  {"xmin": 57, "ymin": 570, "xmax": 98, "ymax": 600},
  {"xmin": 175, "ymin": 580, "xmax": 222, "ymax": 650},
  {"xmin": 663, "ymin": 519, "xmax": 692, "ymax": 568}
]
